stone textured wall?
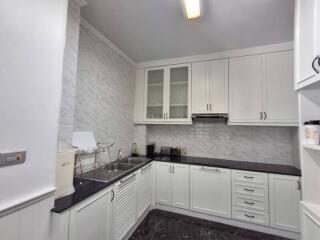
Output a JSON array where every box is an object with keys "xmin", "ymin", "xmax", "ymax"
[
  {"xmin": 145, "ymin": 123, "xmax": 298, "ymax": 166},
  {"xmin": 58, "ymin": 0, "xmax": 81, "ymax": 149},
  {"xmin": 73, "ymin": 24, "xmax": 136, "ymax": 160}
]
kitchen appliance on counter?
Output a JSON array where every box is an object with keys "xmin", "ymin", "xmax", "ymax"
[
  {"xmin": 146, "ymin": 143, "xmax": 155, "ymax": 158},
  {"xmin": 55, "ymin": 150, "xmax": 75, "ymax": 199}
]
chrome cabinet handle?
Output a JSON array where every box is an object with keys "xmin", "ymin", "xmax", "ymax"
[
  {"xmin": 264, "ymin": 112, "xmax": 267, "ymax": 120},
  {"xmin": 210, "ymin": 104, "xmax": 212, "ymax": 111},
  {"xmin": 169, "ymin": 166, "xmax": 172, "ymax": 173},
  {"xmin": 200, "ymin": 166, "xmax": 221, "ymax": 172},
  {"xmin": 244, "ymin": 214, "xmax": 255, "ymax": 218},
  {"xmin": 111, "ymin": 190, "xmax": 114, "ymax": 202},
  {"xmin": 141, "ymin": 163, "xmax": 152, "ymax": 172},
  {"xmin": 312, "ymin": 56, "xmax": 320, "ymax": 74},
  {"xmin": 244, "ymin": 188, "xmax": 255, "ymax": 192},
  {"xmin": 172, "ymin": 165, "xmax": 174, "ymax": 174},
  {"xmin": 120, "ymin": 173, "xmax": 136, "ymax": 184},
  {"xmin": 297, "ymin": 180, "xmax": 301, "ymax": 191},
  {"xmin": 244, "ymin": 176, "xmax": 254, "ymax": 179},
  {"xmin": 244, "ymin": 201, "xmax": 255, "ymax": 205},
  {"xmin": 259, "ymin": 112, "xmax": 263, "ymax": 120}
]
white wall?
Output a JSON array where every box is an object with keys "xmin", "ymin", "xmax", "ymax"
[
  {"xmin": 0, "ymin": 0, "xmax": 68, "ymax": 213},
  {"xmin": 58, "ymin": 0, "xmax": 82, "ymax": 150},
  {"xmin": 73, "ymin": 22, "xmax": 136, "ymax": 161}
]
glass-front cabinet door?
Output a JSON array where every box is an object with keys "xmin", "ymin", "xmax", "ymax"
[
  {"xmin": 144, "ymin": 64, "xmax": 191, "ymax": 123},
  {"xmin": 168, "ymin": 64, "xmax": 191, "ymax": 121},
  {"xmin": 145, "ymin": 68, "xmax": 165, "ymax": 120}
]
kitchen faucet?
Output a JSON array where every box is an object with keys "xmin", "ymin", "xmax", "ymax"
[{"xmin": 116, "ymin": 148, "xmax": 122, "ymax": 161}]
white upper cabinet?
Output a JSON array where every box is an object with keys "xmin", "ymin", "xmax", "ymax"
[
  {"xmin": 295, "ymin": 0, "xmax": 320, "ymax": 89},
  {"xmin": 229, "ymin": 51, "xmax": 298, "ymax": 126},
  {"xmin": 229, "ymin": 55, "xmax": 263, "ymax": 123},
  {"xmin": 143, "ymin": 64, "xmax": 191, "ymax": 124},
  {"xmin": 269, "ymin": 174, "xmax": 301, "ymax": 233},
  {"xmin": 192, "ymin": 59, "xmax": 228, "ymax": 114},
  {"xmin": 262, "ymin": 51, "xmax": 298, "ymax": 123},
  {"xmin": 134, "ymin": 69, "xmax": 145, "ymax": 123},
  {"xmin": 145, "ymin": 67, "xmax": 166, "ymax": 121}
]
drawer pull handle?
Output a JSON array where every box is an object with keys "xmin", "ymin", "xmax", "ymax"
[
  {"xmin": 200, "ymin": 167, "xmax": 221, "ymax": 172},
  {"xmin": 244, "ymin": 176, "xmax": 254, "ymax": 179},
  {"xmin": 244, "ymin": 188, "xmax": 255, "ymax": 192},
  {"xmin": 244, "ymin": 214, "xmax": 255, "ymax": 219},
  {"xmin": 244, "ymin": 201, "xmax": 255, "ymax": 205},
  {"xmin": 120, "ymin": 173, "xmax": 136, "ymax": 184}
]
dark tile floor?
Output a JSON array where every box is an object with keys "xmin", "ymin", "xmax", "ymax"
[{"xmin": 130, "ymin": 210, "xmax": 290, "ymax": 240}]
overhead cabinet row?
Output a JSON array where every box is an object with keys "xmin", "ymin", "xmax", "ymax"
[{"xmin": 134, "ymin": 49, "xmax": 298, "ymax": 126}]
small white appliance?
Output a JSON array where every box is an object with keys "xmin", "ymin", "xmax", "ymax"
[{"xmin": 55, "ymin": 150, "xmax": 75, "ymax": 199}]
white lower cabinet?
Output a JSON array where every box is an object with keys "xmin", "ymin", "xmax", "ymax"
[
  {"xmin": 190, "ymin": 165, "xmax": 231, "ymax": 218},
  {"xmin": 112, "ymin": 172, "xmax": 137, "ymax": 240},
  {"xmin": 136, "ymin": 163, "xmax": 153, "ymax": 218},
  {"xmin": 269, "ymin": 174, "xmax": 301, "ymax": 232},
  {"xmin": 155, "ymin": 161, "xmax": 189, "ymax": 209},
  {"xmin": 69, "ymin": 187, "xmax": 113, "ymax": 240}
]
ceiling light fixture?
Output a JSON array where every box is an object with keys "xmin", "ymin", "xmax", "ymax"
[{"xmin": 183, "ymin": 0, "xmax": 201, "ymax": 20}]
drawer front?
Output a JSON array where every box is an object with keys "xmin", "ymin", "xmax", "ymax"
[
  {"xmin": 233, "ymin": 170, "xmax": 268, "ymax": 186},
  {"xmin": 233, "ymin": 195, "xmax": 267, "ymax": 212},
  {"xmin": 232, "ymin": 208, "xmax": 269, "ymax": 226},
  {"xmin": 234, "ymin": 184, "xmax": 266, "ymax": 198}
]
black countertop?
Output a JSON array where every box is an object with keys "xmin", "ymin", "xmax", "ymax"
[
  {"xmin": 153, "ymin": 155, "xmax": 301, "ymax": 176},
  {"xmin": 52, "ymin": 158, "xmax": 153, "ymax": 213},
  {"xmin": 52, "ymin": 155, "xmax": 300, "ymax": 213}
]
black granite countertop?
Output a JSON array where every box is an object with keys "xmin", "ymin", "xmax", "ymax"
[
  {"xmin": 52, "ymin": 155, "xmax": 300, "ymax": 214},
  {"xmin": 153, "ymin": 155, "xmax": 301, "ymax": 176},
  {"xmin": 52, "ymin": 158, "xmax": 153, "ymax": 213}
]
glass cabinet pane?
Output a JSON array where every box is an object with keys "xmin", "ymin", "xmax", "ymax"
[
  {"xmin": 169, "ymin": 66, "xmax": 188, "ymax": 119},
  {"xmin": 146, "ymin": 69, "xmax": 164, "ymax": 119}
]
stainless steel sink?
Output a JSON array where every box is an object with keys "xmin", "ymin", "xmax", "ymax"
[
  {"xmin": 79, "ymin": 157, "xmax": 150, "ymax": 183},
  {"xmin": 110, "ymin": 163, "xmax": 136, "ymax": 171}
]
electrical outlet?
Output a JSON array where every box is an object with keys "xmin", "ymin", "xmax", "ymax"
[{"xmin": 0, "ymin": 150, "xmax": 26, "ymax": 167}]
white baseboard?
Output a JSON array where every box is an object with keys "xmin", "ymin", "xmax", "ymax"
[{"xmin": 155, "ymin": 204, "xmax": 301, "ymax": 240}]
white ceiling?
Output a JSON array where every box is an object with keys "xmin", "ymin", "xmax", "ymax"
[{"xmin": 82, "ymin": 0, "xmax": 295, "ymax": 63}]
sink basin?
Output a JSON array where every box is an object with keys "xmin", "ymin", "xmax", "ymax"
[
  {"xmin": 121, "ymin": 157, "xmax": 148, "ymax": 165},
  {"xmin": 109, "ymin": 163, "xmax": 136, "ymax": 171}
]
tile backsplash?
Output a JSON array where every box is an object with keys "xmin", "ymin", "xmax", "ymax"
[{"xmin": 146, "ymin": 122, "xmax": 299, "ymax": 167}]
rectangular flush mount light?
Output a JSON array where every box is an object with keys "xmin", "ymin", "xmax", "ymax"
[{"xmin": 183, "ymin": 0, "xmax": 201, "ymax": 20}]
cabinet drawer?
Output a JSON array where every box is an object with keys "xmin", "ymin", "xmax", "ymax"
[
  {"xmin": 232, "ymin": 208, "xmax": 269, "ymax": 226},
  {"xmin": 233, "ymin": 195, "xmax": 267, "ymax": 212},
  {"xmin": 233, "ymin": 184, "xmax": 265, "ymax": 198},
  {"xmin": 232, "ymin": 170, "xmax": 267, "ymax": 186}
]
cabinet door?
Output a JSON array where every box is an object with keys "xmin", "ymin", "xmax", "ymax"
[
  {"xmin": 295, "ymin": 0, "xmax": 320, "ymax": 85},
  {"xmin": 229, "ymin": 55, "xmax": 263, "ymax": 123},
  {"xmin": 113, "ymin": 173, "xmax": 137, "ymax": 240},
  {"xmin": 190, "ymin": 165, "xmax": 231, "ymax": 218},
  {"xmin": 168, "ymin": 64, "xmax": 191, "ymax": 121},
  {"xmin": 145, "ymin": 67, "xmax": 165, "ymax": 120},
  {"xmin": 136, "ymin": 163, "xmax": 153, "ymax": 218},
  {"xmin": 262, "ymin": 51, "xmax": 298, "ymax": 124},
  {"xmin": 269, "ymin": 174, "xmax": 301, "ymax": 233},
  {"xmin": 155, "ymin": 161, "xmax": 172, "ymax": 206},
  {"xmin": 209, "ymin": 59, "xmax": 229, "ymax": 113},
  {"xmin": 134, "ymin": 69, "xmax": 145, "ymax": 123},
  {"xmin": 69, "ymin": 188, "xmax": 113, "ymax": 240},
  {"xmin": 171, "ymin": 163, "xmax": 189, "ymax": 209},
  {"xmin": 191, "ymin": 61, "xmax": 210, "ymax": 114}
]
